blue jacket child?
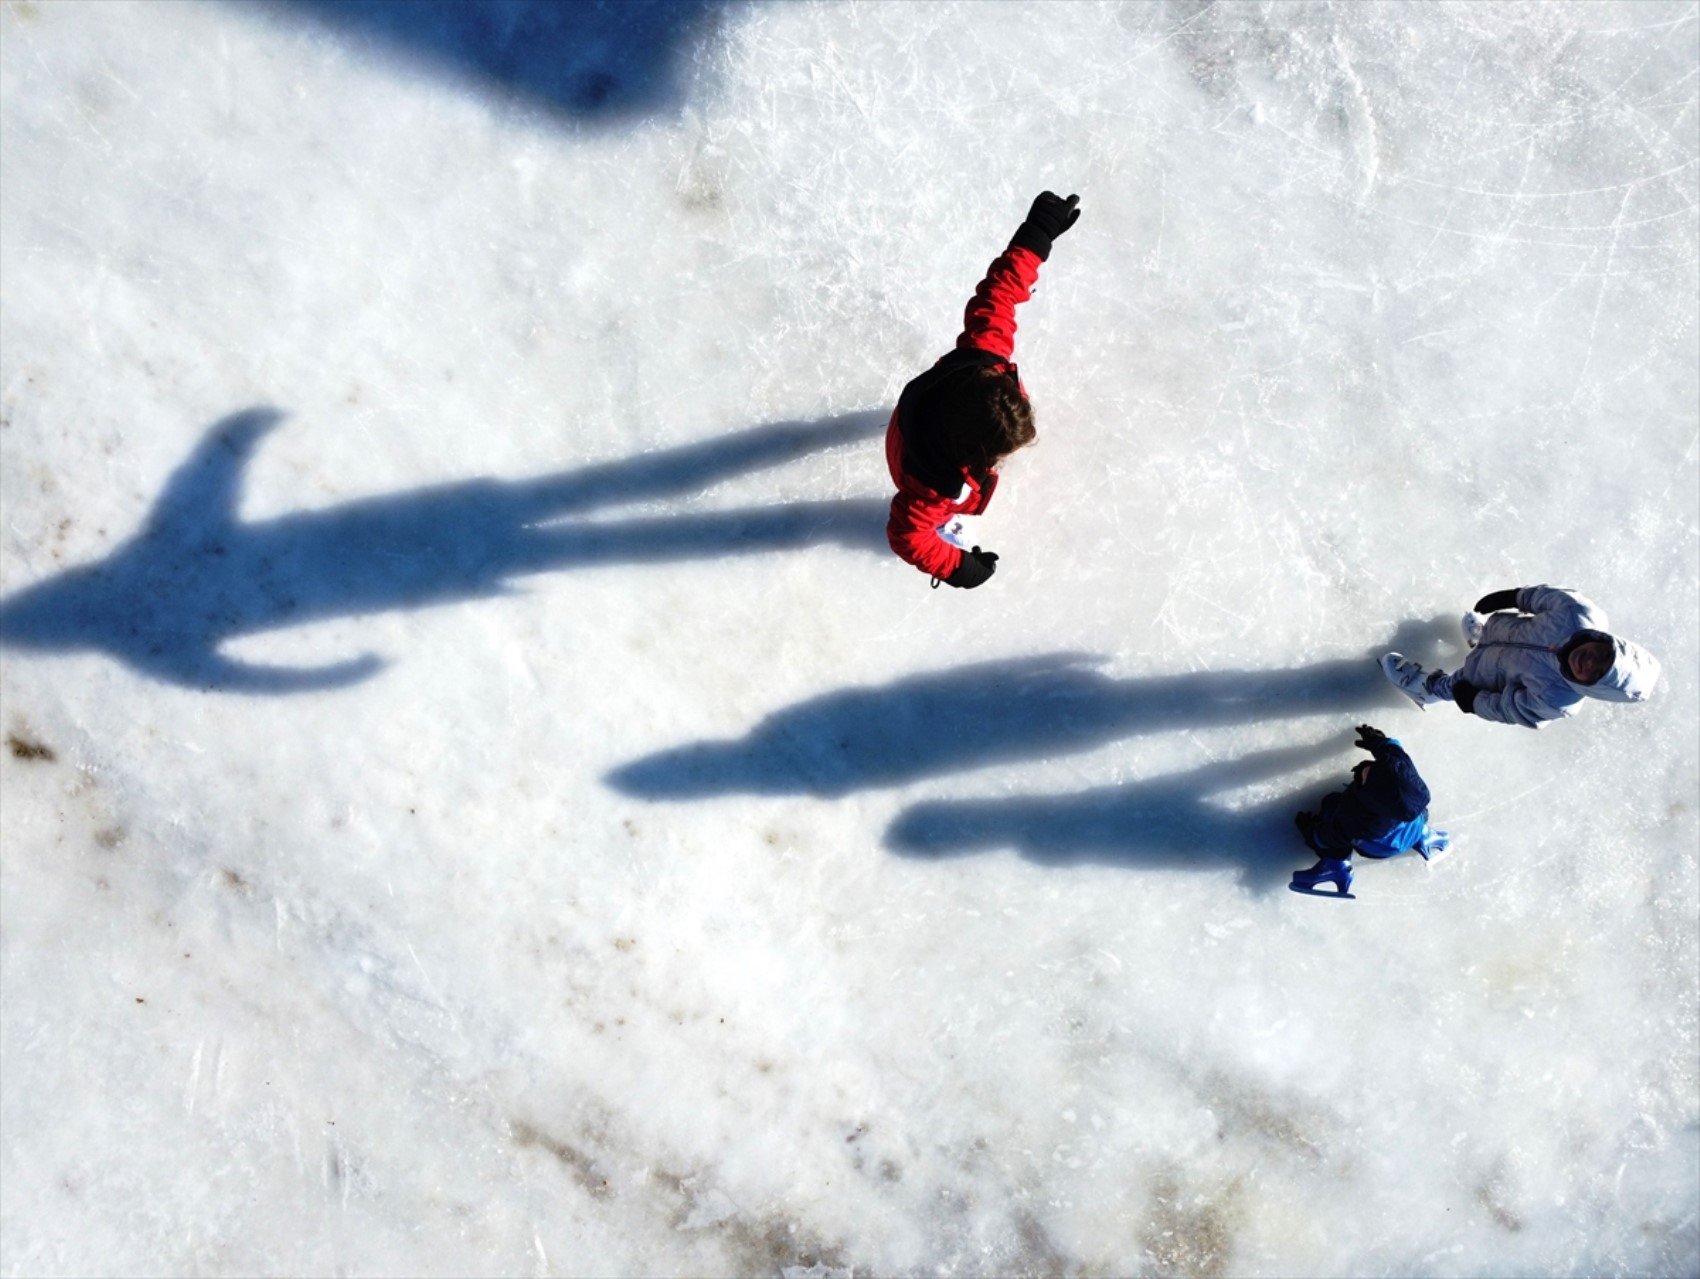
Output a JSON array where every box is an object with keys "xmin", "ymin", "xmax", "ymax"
[{"xmin": 1290, "ymin": 725, "xmax": 1449, "ymax": 898}]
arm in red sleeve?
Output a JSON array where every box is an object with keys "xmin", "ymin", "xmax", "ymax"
[
  {"xmin": 955, "ymin": 245, "xmax": 1043, "ymax": 361},
  {"xmin": 887, "ymin": 487, "xmax": 963, "ymax": 580}
]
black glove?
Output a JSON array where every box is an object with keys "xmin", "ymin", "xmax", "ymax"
[
  {"xmin": 1474, "ymin": 588, "xmax": 1520, "ymax": 614},
  {"xmin": 945, "ymin": 546, "xmax": 999, "ymax": 589},
  {"xmin": 1009, "ymin": 191, "xmax": 1080, "ymax": 261},
  {"xmin": 1451, "ymin": 679, "xmax": 1479, "ymax": 713},
  {"xmin": 1353, "ymin": 724, "xmax": 1389, "ymax": 753}
]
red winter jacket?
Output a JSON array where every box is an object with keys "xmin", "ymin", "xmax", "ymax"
[{"xmin": 885, "ymin": 244, "xmax": 1043, "ymax": 581}]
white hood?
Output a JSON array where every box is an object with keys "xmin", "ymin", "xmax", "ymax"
[{"xmin": 1583, "ymin": 636, "xmax": 1661, "ymax": 703}]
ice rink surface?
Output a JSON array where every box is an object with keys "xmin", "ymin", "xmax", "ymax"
[{"xmin": 1, "ymin": 1, "xmax": 1695, "ymax": 1274}]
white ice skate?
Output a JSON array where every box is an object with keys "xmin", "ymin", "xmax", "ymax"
[
  {"xmin": 1417, "ymin": 829, "xmax": 1453, "ymax": 863},
  {"xmin": 1460, "ymin": 611, "xmax": 1486, "ymax": 648},
  {"xmin": 1380, "ymin": 652, "xmax": 1446, "ymax": 708}
]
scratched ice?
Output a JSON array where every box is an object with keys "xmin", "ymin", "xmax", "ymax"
[{"xmin": 1, "ymin": 2, "xmax": 1695, "ymax": 1274}]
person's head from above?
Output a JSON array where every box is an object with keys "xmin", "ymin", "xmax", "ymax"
[
  {"xmin": 1566, "ymin": 638, "xmax": 1615, "ymax": 685},
  {"xmin": 938, "ymin": 366, "xmax": 1034, "ymax": 474},
  {"xmin": 1351, "ymin": 750, "xmax": 1430, "ymax": 824}
]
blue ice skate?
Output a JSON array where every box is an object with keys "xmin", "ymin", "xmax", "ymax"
[{"xmin": 1289, "ymin": 857, "xmax": 1355, "ymax": 899}]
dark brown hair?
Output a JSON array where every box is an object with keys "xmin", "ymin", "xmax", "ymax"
[{"xmin": 933, "ymin": 366, "xmax": 1035, "ymax": 475}]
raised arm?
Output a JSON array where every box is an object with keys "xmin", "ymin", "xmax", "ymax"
[
  {"xmin": 1514, "ymin": 584, "xmax": 1601, "ymax": 620},
  {"xmin": 956, "ymin": 191, "xmax": 1079, "ymax": 360},
  {"xmin": 1474, "ymin": 585, "xmax": 1605, "ymax": 632},
  {"xmin": 956, "ymin": 247, "xmax": 1042, "ymax": 361},
  {"xmin": 1354, "ymin": 725, "xmax": 1431, "ymax": 799},
  {"xmin": 1473, "ymin": 587, "xmax": 1521, "ymax": 613}
]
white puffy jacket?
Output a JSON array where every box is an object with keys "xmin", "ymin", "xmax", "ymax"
[{"xmin": 1459, "ymin": 585, "xmax": 1660, "ymax": 728}]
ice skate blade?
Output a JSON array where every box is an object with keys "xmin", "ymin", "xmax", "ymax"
[{"xmin": 1288, "ymin": 882, "xmax": 1356, "ymax": 900}]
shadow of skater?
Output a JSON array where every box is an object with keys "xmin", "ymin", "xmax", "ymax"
[
  {"xmin": 607, "ymin": 647, "xmax": 1422, "ymax": 800},
  {"xmin": 886, "ymin": 739, "xmax": 1350, "ymax": 895},
  {"xmin": 259, "ymin": 0, "xmax": 722, "ymax": 124},
  {"xmin": 0, "ymin": 406, "xmax": 887, "ymax": 693}
]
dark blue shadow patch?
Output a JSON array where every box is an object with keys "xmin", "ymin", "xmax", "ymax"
[
  {"xmin": 606, "ymin": 650, "xmax": 1416, "ymax": 800},
  {"xmin": 886, "ymin": 740, "xmax": 1351, "ymax": 895},
  {"xmin": 255, "ymin": 0, "xmax": 725, "ymax": 123}
]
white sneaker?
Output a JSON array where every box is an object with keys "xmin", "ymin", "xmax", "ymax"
[
  {"xmin": 1460, "ymin": 611, "xmax": 1486, "ymax": 648},
  {"xmin": 1380, "ymin": 652, "xmax": 1445, "ymax": 708}
]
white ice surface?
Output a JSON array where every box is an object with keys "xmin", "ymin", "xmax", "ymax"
[{"xmin": 1, "ymin": 1, "xmax": 1696, "ymax": 1274}]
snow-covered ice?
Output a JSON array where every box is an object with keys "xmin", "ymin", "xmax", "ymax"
[{"xmin": 2, "ymin": 1, "xmax": 1695, "ymax": 1274}]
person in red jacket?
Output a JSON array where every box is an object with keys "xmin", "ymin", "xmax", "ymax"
[{"xmin": 885, "ymin": 191, "xmax": 1080, "ymax": 588}]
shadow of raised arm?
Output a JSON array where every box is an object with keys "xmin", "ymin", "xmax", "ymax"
[{"xmin": 0, "ymin": 407, "xmax": 888, "ymax": 694}]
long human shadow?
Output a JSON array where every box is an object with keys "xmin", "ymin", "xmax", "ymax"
[
  {"xmin": 605, "ymin": 636, "xmax": 1438, "ymax": 801},
  {"xmin": 257, "ymin": 0, "xmax": 724, "ymax": 124},
  {"xmin": 884, "ymin": 740, "xmax": 1351, "ymax": 895},
  {"xmin": 0, "ymin": 407, "xmax": 887, "ymax": 693}
]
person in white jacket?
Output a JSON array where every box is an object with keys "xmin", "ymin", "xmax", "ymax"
[{"xmin": 1381, "ymin": 585, "xmax": 1660, "ymax": 728}]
